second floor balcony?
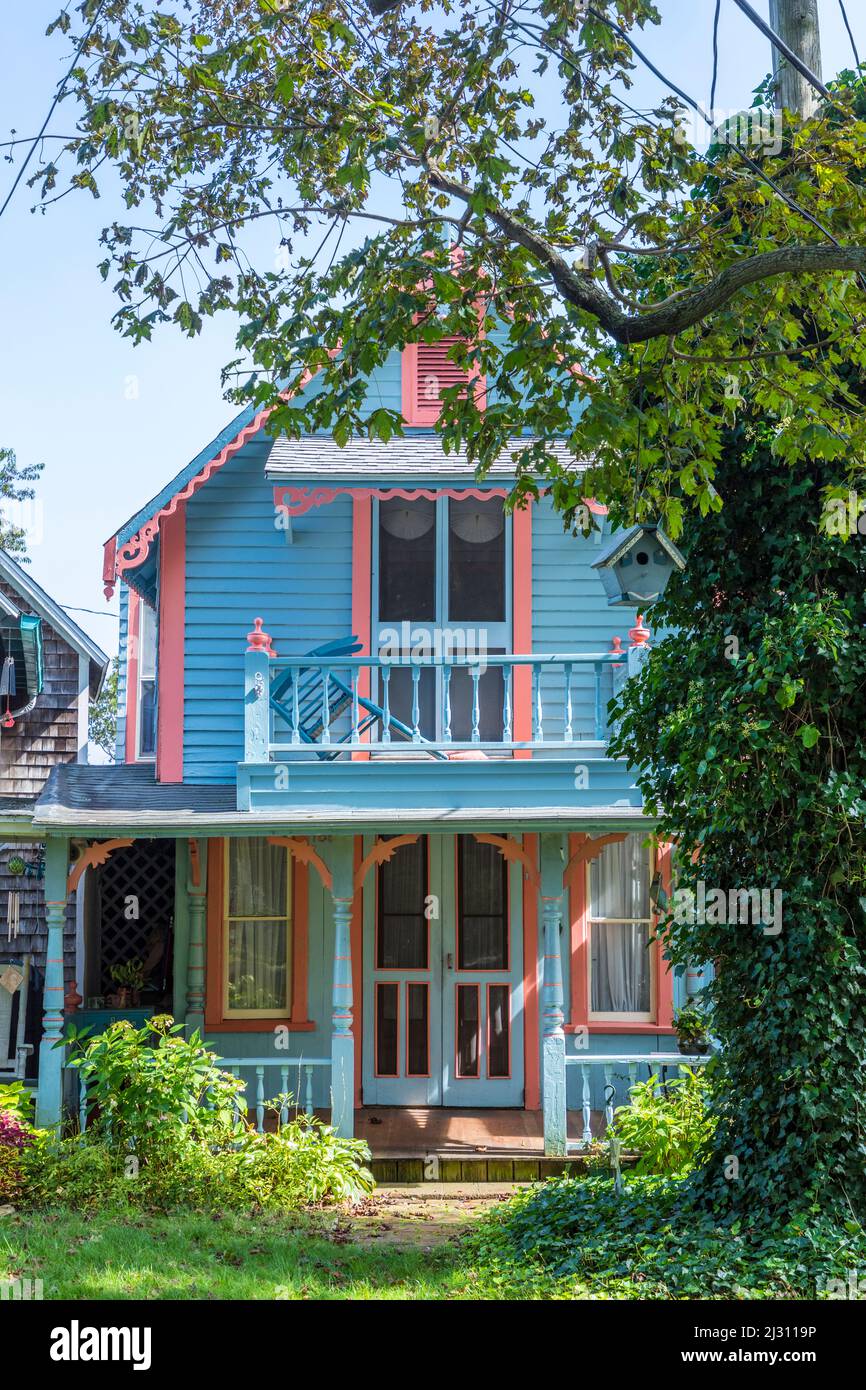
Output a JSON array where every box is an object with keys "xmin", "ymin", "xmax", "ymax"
[{"xmin": 238, "ymin": 622, "xmax": 649, "ymax": 819}]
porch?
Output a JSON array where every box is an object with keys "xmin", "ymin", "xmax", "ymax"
[{"xmin": 16, "ymin": 788, "xmax": 709, "ymax": 1160}]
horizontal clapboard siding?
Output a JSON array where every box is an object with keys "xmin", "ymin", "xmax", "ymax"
[
  {"xmin": 531, "ymin": 499, "xmax": 625, "ymax": 741},
  {"xmin": 184, "ymin": 440, "xmax": 353, "ymax": 781}
]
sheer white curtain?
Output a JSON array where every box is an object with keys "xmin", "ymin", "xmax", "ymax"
[
  {"xmin": 589, "ymin": 835, "xmax": 651, "ymax": 1014},
  {"xmin": 226, "ymin": 840, "xmax": 290, "ymax": 1013}
]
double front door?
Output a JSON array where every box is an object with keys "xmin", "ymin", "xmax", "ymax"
[{"xmin": 362, "ymin": 835, "xmax": 524, "ymax": 1106}]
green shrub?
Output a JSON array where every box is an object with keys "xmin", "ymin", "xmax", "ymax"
[
  {"xmin": 0, "ymin": 1081, "xmax": 34, "ymax": 1123},
  {"xmin": 20, "ymin": 1133, "xmax": 128, "ymax": 1211},
  {"xmin": 64, "ymin": 1014, "xmax": 244, "ymax": 1158},
  {"xmin": 39, "ymin": 1016, "xmax": 374, "ymax": 1212},
  {"xmin": 20, "ymin": 1116, "xmax": 373, "ymax": 1214},
  {"xmin": 609, "ymin": 1066, "xmax": 715, "ymax": 1175},
  {"xmin": 465, "ymin": 1176, "xmax": 866, "ymax": 1300},
  {"xmin": 0, "ymin": 1081, "xmax": 37, "ymax": 1203}
]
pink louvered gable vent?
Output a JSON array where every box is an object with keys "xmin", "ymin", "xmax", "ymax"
[{"xmin": 403, "ymin": 337, "xmax": 485, "ymax": 425}]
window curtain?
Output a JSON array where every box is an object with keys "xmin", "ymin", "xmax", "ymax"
[
  {"xmin": 226, "ymin": 840, "xmax": 289, "ymax": 1012},
  {"xmin": 590, "ymin": 835, "xmax": 651, "ymax": 1014}
]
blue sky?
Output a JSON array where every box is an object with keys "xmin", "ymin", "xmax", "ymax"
[{"xmin": 0, "ymin": 0, "xmax": 859, "ymax": 656}]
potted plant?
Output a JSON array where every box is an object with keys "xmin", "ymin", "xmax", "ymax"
[
  {"xmin": 109, "ymin": 958, "xmax": 146, "ymax": 1008},
  {"xmin": 673, "ymin": 1003, "xmax": 710, "ymax": 1055}
]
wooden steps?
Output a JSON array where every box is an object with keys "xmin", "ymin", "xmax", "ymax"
[{"xmin": 370, "ymin": 1153, "xmax": 609, "ymax": 1183}]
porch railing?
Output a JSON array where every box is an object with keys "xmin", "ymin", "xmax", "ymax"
[
  {"xmin": 245, "ymin": 647, "xmax": 634, "ymax": 761},
  {"xmin": 76, "ymin": 1056, "xmax": 332, "ymax": 1136},
  {"xmin": 564, "ymin": 1052, "xmax": 713, "ymax": 1152}
]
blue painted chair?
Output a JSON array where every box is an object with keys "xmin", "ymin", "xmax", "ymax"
[{"xmin": 270, "ymin": 636, "xmax": 447, "ymax": 760}]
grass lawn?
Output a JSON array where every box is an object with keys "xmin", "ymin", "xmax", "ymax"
[{"xmin": 0, "ymin": 1194, "xmax": 489, "ymax": 1301}]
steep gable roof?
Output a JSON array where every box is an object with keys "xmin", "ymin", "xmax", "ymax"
[{"xmin": 0, "ymin": 549, "xmax": 109, "ymax": 695}]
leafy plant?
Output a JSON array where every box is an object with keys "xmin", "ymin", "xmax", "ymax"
[
  {"xmin": 464, "ymin": 1176, "xmax": 866, "ymax": 1300},
  {"xmin": 610, "ymin": 422, "xmax": 866, "ymax": 1216},
  {"xmin": 0, "ymin": 1081, "xmax": 33, "ymax": 1123},
  {"xmin": 63, "ymin": 1014, "xmax": 243, "ymax": 1157},
  {"xmin": 609, "ymin": 1067, "xmax": 715, "ymax": 1176},
  {"xmin": 673, "ymin": 1004, "xmax": 711, "ymax": 1053},
  {"xmin": 109, "ymin": 958, "xmax": 146, "ymax": 992}
]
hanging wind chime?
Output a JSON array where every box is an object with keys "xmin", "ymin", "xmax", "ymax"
[
  {"xmin": 6, "ymin": 890, "xmax": 20, "ymax": 942},
  {"xmin": 0, "ymin": 653, "xmax": 16, "ymax": 729}
]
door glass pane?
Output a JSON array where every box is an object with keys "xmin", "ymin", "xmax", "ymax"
[
  {"xmin": 448, "ymin": 497, "xmax": 505, "ymax": 621},
  {"xmin": 376, "ymin": 983, "xmax": 399, "ymax": 1076},
  {"xmin": 379, "ymin": 499, "xmax": 436, "ymax": 621},
  {"xmin": 226, "ymin": 921, "xmax": 289, "ymax": 1012},
  {"xmin": 457, "ymin": 836, "xmax": 509, "ymax": 969},
  {"xmin": 406, "ymin": 983, "xmax": 429, "ymax": 1076},
  {"xmin": 456, "ymin": 985, "xmax": 480, "ymax": 1077},
  {"xmin": 377, "ymin": 837, "xmax": 428, "ymax": 968},
  {"xmin": 488, "ymin": 984, "xmax": 510, "ymax": 1078}
]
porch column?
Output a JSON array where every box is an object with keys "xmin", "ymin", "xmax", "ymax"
[
  {"xmin": 540, "ymin": 832, "xmax": 567, "ymax": 1156},
  {"xmin": 36, "ymin": 837, "xmax": 70, "ymax": 1131},
  {"xmin": 329, "ymin": 836, "xmax": 355, "ymax": 1138},
  {"xmin": 186, "ymin": 838, "xmax": 207, "ymax": 1036}
]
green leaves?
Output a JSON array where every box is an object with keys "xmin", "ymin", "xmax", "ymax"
[{"xmin": 35, "ymin": 0, "xmax": 866, "ymax": 521}]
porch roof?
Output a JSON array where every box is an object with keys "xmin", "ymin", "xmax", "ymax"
[
  {"xmin": 33, "ymin": 763, "xmax": 652, "ymax": 836},
  {"xmin": 265, "ymin": 436, "xmax": 580, "ymax": 485}
]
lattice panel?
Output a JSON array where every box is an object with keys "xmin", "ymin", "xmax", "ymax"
[{"xmin": 98, "ymin": 840, "xmax": 176, "ymax": 993}]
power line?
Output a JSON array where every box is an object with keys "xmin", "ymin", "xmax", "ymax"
[
  {"xmin": 729, "ymin": 0, "xmax": 832, "ymax": 103},
  {"xmin": 711, "ymin": 0, "xmax": 722, "ymax": 115},
  {"xmin": 838, "ymin": 1, "xmax": 861, "ymax": 69},
  {"xmin": 0, "ymin": 1, "xmax": 106, "ymax": 224},
  {"xmin": 61, "ymin": 604, "xmax": 117, "ymax": 618}
]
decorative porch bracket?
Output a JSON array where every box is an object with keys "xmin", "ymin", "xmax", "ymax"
[
  {"xmin": 328, "ymin": 837, "xmax": 355, "ymax": 1139},
  {"xmin": 36, "ymin": 837, "xmax": 70, "ymax": 1131},
  {"xmin": 539, "ymin": 832, "xmax": 567, "ymax": 1157}
]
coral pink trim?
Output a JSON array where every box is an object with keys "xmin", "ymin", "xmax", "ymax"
[
  {"xmin": 103, "ymin": 358, "xmax": 337, "ymax": 598},
  {"xmin": 352, "ymin": 498, "xmax": 372, "ymax": 761},
  {"xmin": 656, "ymin": 841, "xmax": 675, "ymax": 1029},
  {"xmin": 156, "ymin": 502, "xmax": 185, "ymax": 783},
  {"xmin": 274, "ymin": 483, "xmax": 509, "ymax": 516},
  {"xmin": 523, "ymin": 833, "xmax": 541, "ymax": 1110},
  {"xmin": 124, "ymin": 588, "xmax": 140, "ymax": 764},
  {"xmin": 102, "ymin": 536, "xmax": 117, "ymax": 600},
  {"xmin": 105, "ymin": 404, "xmax": 274, "ymax": 597},
  {"xmin": 512, "ymin": 503, "xmax": 533, "ymax": 759}
]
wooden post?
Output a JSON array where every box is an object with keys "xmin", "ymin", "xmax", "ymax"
[
  {"xmin": 769, "ymin": 0, "xmax": 822, "ymax": 118},
  {"xmin": 36, "ymin": 836, "xmax": 70, "ymax": 1131},
  {"xmin": 329, "ymin": 837, "xmax": 355, "ymax": 1138},
  {"xmin": 186, "ymin": 838, "xmax": 207, "ymax": 1036},
  {"xmin": 244, "ymin": 619, "xmax": 275, "ymax": 763},
  {"xmin": 540, "ymin": 832, "xmax": 567, "ymax": 1156}
]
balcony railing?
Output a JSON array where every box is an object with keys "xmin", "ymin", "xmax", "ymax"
[{"xmin": 244, "ymin": 636, "xmax": 640, "ymax": 762}]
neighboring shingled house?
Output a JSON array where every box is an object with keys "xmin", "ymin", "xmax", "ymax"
[{"xmin": 0, "ymin": 550, "xmax": 108, "ymax": 1069}]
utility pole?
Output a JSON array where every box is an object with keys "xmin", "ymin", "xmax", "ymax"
[{"xmin": 768, "ymin": 0, "xmax": 823, "ymax": 117}]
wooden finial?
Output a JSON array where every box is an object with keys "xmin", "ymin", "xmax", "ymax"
[
  {"xmin": 629, "ymin": 614, "xmax": 651, "ymax": 647},
  {"xmin": 246, "ymin": 617, "xmax": 277, "ymax": 657}
]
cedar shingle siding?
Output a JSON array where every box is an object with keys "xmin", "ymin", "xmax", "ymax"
[{"xmin": 1, "ymin": 574, "xmax": 81, "ymax": 1026}]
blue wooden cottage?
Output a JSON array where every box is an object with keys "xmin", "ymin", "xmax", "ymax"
[{"xmin": 6, "ymin": 342, "xmax": 707, "ymax": 1169}]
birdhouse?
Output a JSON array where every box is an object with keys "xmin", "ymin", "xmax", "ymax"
[{"xmin": 591, "ymin": 524, "xmax": 685, "ymax": 608}]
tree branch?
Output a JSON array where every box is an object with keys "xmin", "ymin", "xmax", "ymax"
[{"xmin": 427, "ymin": 165, "xmax": 866, "ymax": 343}]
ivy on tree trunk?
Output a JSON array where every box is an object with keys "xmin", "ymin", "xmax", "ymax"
[{"xmin": 610, "ymin": 422, "xmax": 866, "ymax": 1216}]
